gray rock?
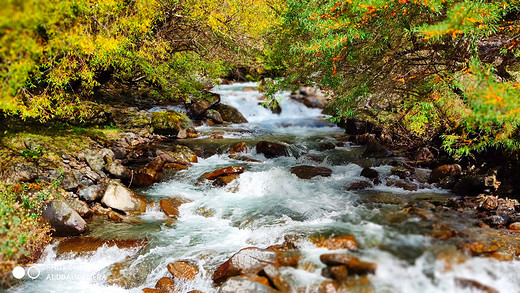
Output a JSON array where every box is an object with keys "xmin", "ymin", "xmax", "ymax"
[
  {"xmin": 85, "ymin": 150, "xmax": 105, "ymax": 172},
  {"xmin": 42, "ymin": 200, "xmax": 88, "ymax": 236},
  {"xmin": 78, "ymin": 184, "xmax": 106, "ymax": 202},
  {"xmin": 105, "ymin": 161, "xmax": 130, "ymax": 179},
  {"xmin": 101, "ymin": 148, "xmax": 115, "ymax": 163},
  {"xmin": 101, "ymin": 180, "xmax": 146, "ymax": 213},
  {"xmin": 61, "ymin": 171, "xmax": 79, "ymax": 191},
  {"xmin": 0, "ymin": 162, "xmax": 38, "ymax": 184}
]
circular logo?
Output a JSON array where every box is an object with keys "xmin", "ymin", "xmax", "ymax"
[
  {"xmin": 27, "ymin": 266, "xmax": 40, "ymax": 280},
  {"xmin": 12, "ymin": 266, "xmax": 25, "ymax": 279}
]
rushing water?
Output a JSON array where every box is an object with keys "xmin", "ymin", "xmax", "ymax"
[{"xmin": 12, "ymin": 83, "xmax": 520, "ymax": 292}]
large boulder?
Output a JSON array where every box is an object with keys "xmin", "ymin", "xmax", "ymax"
[
  {"xmin": 261, "ymin": 99, "xmax": 282, "ymax": 115},
  {"xmin": 256, "ymin": 141, "xmax": 290, "ymax": 158},
  {"xmin": 290, "ymin": 165, "xmax": 333, "ymax": 179},
  {"xmin": 188, "ymin": 92, "xmax": 220, "ymax": 117},
  {"xmin": 213, "ymin": 104, "xmax": 248, "ymax": 124},
  {"xmin": 42, "ymin": 200, "xmax": 88, "ymax": 236},
  {"xmin": 429, "ymin": 164, "xmax": 462, "ymax": 183},
  {"xmin": 0, "ymin": 162, "xmax": 38, "ymax": 184},
  {"xmin": 101, "ymin": 180, "xmax": 147, "ymax": 213},
  {"xmin": 151, "ymin": 110, "xmax": 195, "ymax": 137},
  {"xmin": 212, "ymin": 247, "xmax": 278, "ymax": 284}
]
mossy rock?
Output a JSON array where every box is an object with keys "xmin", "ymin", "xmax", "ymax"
[
  {"xmin": 151, "ymin": 110, "xmax": 194, "ymax": 136},
  {"xmin": 214, "ymin": 104, "xmax": 248, "ymax": 124}
]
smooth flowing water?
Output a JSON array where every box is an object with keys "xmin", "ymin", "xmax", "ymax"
[{"xmin": 12, "ymin": 83, "xmax": 520, "ymax": 292}]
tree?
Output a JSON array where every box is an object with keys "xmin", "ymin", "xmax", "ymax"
[
  {"xmin": 0, "ymin": 0, "xmax": 283, "ymax": 121},
  {"xmin": 269, "ymin": 0, "xmax": 520, "ymax": 156}
]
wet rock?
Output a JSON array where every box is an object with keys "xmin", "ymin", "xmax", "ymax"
[
  {"xmin": 429, "ymin": 164, "xmax": 462, "ymax": 183},
  {"xmin": 455, "ymin": 278, "xmax": 499, "ymax": 293},
  {"xmin": 213, "ymin": 103, "xmax": 248, "ymax": 123},
  {"xmin": 105, "ymin": 161, "xmax": 131, "ymax": 179},
  {"xmin": 386, "ymin": 178, "xmax": 418, "ymax": 191},
  {"xmin": 312, "ymin": 235, "xmax": 359, "ymax": 250},
  {"xmin": 290, "ymin": 165, "xmax": 333, "ymax": 179},
  {"xmin": 61, "ymin": 171, "xmax": 80, "ymax": 191},
  {"xmin": 106, "ymin": 209, "xmax": 139, "ymax": 222},
  {"xmin": 227, "ymin": 142, "xmax": 248, "ymax": 154},
  {"xmin": 155, "ymin": 277, "xmax": 175, "ymax": 291},
  {"xmin": 509, "ymin": 222, "xmax": 520, "ymax": 230},
  {"xmin": 0, "ymin": 162, "xmax": 38, "ymax": 184},
  {"xmin": 65, "ymin": 198, "xmax": 92, "ymax": 218},
  {"xmin": 213, "ymin": 175, "xmax": 239, "ymax": 187},
  {"xmin": 206, "ymin": 166, "xmax": 245, "ymax": 180},
  {"xmin": 463, "ymin": 242, "xmax": 500, "ymax": 256},
  {"xmin": 314, "ymin": 280, "xmax": 339, "ymax": 293},
  {"xmin": 262, "ymin": 265, "xmax": 292, "ymax": 292},
  {"xmin": 362, "ymin": 139, "xmax": 393, "ymax": 158},
  {"xmin": 134, "ymin": 152, "xmax": 176, "ymax": 186},
  {"xmin": 484, "ymin": 214, "xmax": 509, "ymax": 227},
  {"xmin": 90, "ymin": 202, "xmax": 111, "ymax": 215},
  {"xmin": 205, "ymin": 109, "xmax": 224, "ymax": 124},
  {"xmin": 322, "ymin": 265, "xmax": 348, "ymax": 282},
  {"xmin": 188, "ymin": 92, "xmax": 220, "ymax": 117},
  {"xmin": 42, "ymin": 200, "xmax": 88, "ymax": 236},
  {"xmin": 320, "ymin": 254, "xmax": 376, "ymax": 275},
  {"xmin": 318, "ymin": 141, "xmax": 336, "ymax": 151},
  {"xmin": 212, "ymin": 247, "xmax": 278, "ymax": 284},
  {"xmin": 160, "ymin": 197, "xmax": 192, "ymax": 218},
  {"xmin": 256, "ymin": 141, "xmax": 290, "ymax": 158},
  {"xmin": 101, "ymin": 180, "xmax": 147, "ymax": 214},
  {"xmin": 78, "ymin": 184, "xmax": 107, "ymax": 202},
  {"xmin": 347, "ymin": 181, "xmax": 373, "ymax": 191},
  {"xmin": 218, "ymin": 277, "xmax": 276, "ymax": 293},
  {"xmin": 142, "ymin": 289, "xmax": 168, "ymax": 293},
  {"xmin": 85, "ymin": 150, "xmax": 105, "ymax": 172},
  {"xmin": 57, "ymin": 237, "xmax": 147, "ymax": 255},
  {"xmin": 167, "ymin": 261, "xmax": 199, "ymax": 280},
  {"xmin": 360, "ymin": 167, "xmax": 380, "ymax": 184},
  {"xmin": 151, "ymin": 110, "xmax": 195, "ymax": 137}
]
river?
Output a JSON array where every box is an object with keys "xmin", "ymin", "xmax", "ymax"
[{"xmin": 11, "ymin": 83, "xmax": 520, "ymax": 292}]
